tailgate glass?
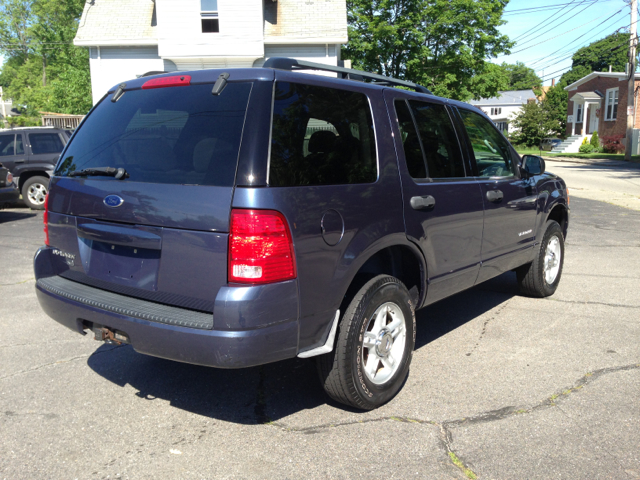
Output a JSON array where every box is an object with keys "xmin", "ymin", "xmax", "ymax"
[{"xmin": 55, "ymin": 83, "xmax": 252, "ymax": 186}]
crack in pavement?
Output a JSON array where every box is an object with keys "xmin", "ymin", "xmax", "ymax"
[
  {"xmin": 562, "ymin": 273, "xmax": 640, "ymax": 279},
  {"xmin": 465, "ymin": 300, "xmax": 510, "ymax": 357},
  {"xmin": 0, "ymin": 278, "xmax": 34, "ymax": 286},
  {"xmin": 259, "ymin": 363, "xmax": 639, "ymax": 479},
  {"xmin": 545, "ymin": 298, "xmax": 640, "ymax": 309},
  {"xmin": 3, "ymin": 410, "xmax": 59, "ymax": 420},
  {"xmin": 0, "ymin": 345, "xmax": 125, "ymax": 381}
]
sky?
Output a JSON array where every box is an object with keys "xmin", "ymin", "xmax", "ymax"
[{"xmin": 495, "ymin": 0, "xmax": 633, "ymax": 85}]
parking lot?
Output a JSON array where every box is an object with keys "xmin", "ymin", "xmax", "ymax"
[{"xmin": 1, "ymin": 188, "xmax": 639, "ymax": 478}]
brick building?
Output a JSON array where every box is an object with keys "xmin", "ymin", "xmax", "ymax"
[{"xmin": 554, "ymin": 71, "xmax": 635, "ymax": 153}]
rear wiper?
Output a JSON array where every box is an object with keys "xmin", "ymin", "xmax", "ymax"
[{"xmin": 68, "ymin": 167, "xmax": 129, "ymax": 179}]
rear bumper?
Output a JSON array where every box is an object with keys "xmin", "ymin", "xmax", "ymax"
[{"xmin": 34, "ymin": 247, "xmax": 299, "ymax": 368}]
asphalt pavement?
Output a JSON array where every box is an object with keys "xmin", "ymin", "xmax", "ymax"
[{"xmin": 1, "ymin": 193, "xmax": 639, "ymax": 479}]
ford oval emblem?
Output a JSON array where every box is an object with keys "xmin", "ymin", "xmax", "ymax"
[{"xmin": 103, "ymin": 195, "xmax": 124, "ymax": 208}]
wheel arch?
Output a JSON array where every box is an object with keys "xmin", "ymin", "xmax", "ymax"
[
  {"xmin": 545, "ymin": 201, "xmax": 569, "ymax": 239},
  {"xmin": 18, "ymin": 170, "xmax": 50, "ymax": 191},
  {"xmin": 340, "ymin": 239, "xmax": 427, "ymax": 313}
]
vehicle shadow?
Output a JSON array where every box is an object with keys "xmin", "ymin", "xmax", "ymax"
[
  {"xmin": 0, "ymin": 206, "xmax": 37, "ymax": 224},
  {"xmin": 87, "ymin": 271, "xmax": 520, "ymax": 423}
]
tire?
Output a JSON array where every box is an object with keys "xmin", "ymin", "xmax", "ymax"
[
  {"xmin": 516, "ymin": 220, "xmax": 565, "ymax": 297},
  {"xmin": 22, "ymin": 176, "xmax": 49, "ymax": 210},
  {"xmin": 316, "ymin": 275, "xmax": 416, "ymax": 410}
]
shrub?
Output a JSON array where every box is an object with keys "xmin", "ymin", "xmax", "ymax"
[
  {"xmin": 590, "ymin": 131, "xmax": 599, "ymax": 149},
  {"xmin": 579, "ymin": 143, "xmax": 595, "ymax": 153},
  {"xmin": 600, "ymin": 135, "xmax": 625, "ymax": 153},
  {"xmin": 581, "ymin": 136, "xmax": 589, "ymax": 145}
]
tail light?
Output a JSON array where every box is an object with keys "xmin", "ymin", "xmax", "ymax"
[
  {"xmin": 43, "ymin": 194, "xmax": 49, "ymax": 246},
  {"xmin": 6, "ymin": 172, "xmax": 13, "ymax": 185},
  {"xmin": 229, "ymin": 209, "xmax": 296, "ymax": 284}
]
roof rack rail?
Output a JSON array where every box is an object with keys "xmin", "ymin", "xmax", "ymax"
[
  {"xmin": 139, "ymin": 71, "xmax": 168, "ymax": 78},
  {"xmin": 263, "ymin": 57, "xmax": 432, "ymax": 95}
]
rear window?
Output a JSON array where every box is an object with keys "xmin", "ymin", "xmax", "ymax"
[
  {"xmin": 56, "ymin": 83, "xmax": 252, "ymax": 186},
  {"xmin": 269, "ymin": 82, "xmax": 377, "ymax": 187}
]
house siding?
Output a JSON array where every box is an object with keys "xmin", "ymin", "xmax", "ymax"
[
  {"xmin": 565, "ymin": 76, "xmax": 637, "ymax": 139},
  {"xmin": 88, "ymin": 46, "xmax": 164, "ymax": 104},
  {"xmin": 156, "ymin": 0, "xmax": 264, "ymax": 58}
]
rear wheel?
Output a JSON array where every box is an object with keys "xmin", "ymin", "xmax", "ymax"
[
  {"xmin": 316, "ymin": 275, "xmax": 416, "ymax": 410},
  {"xmin": 22, "ymin": 176, "xmax": 49, "ymax": 210},
  {"xmin": 516, "ymin": 220, "xmax": 565, "ymax": 297}
]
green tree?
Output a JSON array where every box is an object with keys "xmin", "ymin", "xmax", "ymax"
[
  {"xmin": 0, "ymin": 0, "xmax": 91, "ymax": 116},
  {"xmin": 509, "ymin": 102, "xmax": 546, "ymax": 147},
  {"xmin": 500, "ymin": 62, "xmax": 542, "ymax": 90},
  {"xmin": 343, "ymin": 0, "xmax": 513, "ymax": 101},
  {"xmin": 510, "ymin": 96, "xmax": 564, "ymax": 147}
]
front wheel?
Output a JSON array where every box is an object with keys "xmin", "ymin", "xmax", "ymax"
[
  {"xmin": 316, "ymin": 275, "xmax": 416, "ymax": 410},
  {"xmin": 516, "ymin": 220, "xmax": 565, "ymax": 297},
  {"xmin": 22, "ymin": 176, "xmax": 49, "ymax": 210}
]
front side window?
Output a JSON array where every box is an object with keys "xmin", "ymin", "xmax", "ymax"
[
  {"xmin": 56, "ymin": 83, "xmax": 252, "ymax": 186},
  {"xmin": 201, "ymin": 0, "xmax": 219, "ymax": 33},
  {"xmin": 605, "ymin": 88, "xmax": 618, "ymax": 121},
  {"xmin": 269, "ymin": 82, "xmax": 377, "ymax": 187},
  {"xmin": 29, "ymin": 133, "xmax": 64, "ymax": 155},
  {"xmin": 0, "ymin": 134, "xmax": 15, "ymax": 156},
  {"xmin": 458, "ymin": 109, "xmax": 517, "ymax": 178}
]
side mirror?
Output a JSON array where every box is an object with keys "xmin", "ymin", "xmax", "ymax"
[{"xmin": 521, "ymin": 155, "xmax": 545, "ymax": 178}]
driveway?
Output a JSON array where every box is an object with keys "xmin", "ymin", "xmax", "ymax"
[{"xmin": 1, "ymin": 194, "xmax": 638, "ymax": 479}]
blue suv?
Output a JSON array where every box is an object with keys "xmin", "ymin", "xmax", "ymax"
[{"xmin": 34, "ymin": 58, "xmax": 569, "ymax": 409}]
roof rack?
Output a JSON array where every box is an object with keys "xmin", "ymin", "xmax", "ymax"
[
  {"xmin": 139, "ymin": 71, "xmax": 168, "ymax": 78},
  {"xmin": 263, "ymin": 57, "xmax": 432, "ymax": 95}
]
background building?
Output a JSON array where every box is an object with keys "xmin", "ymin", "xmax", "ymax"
[
  {"xmin": 470, "ymin": 90, "xmax": 538, "ymax": 135},
  {"xmin": 74, "ymin": 0, "xmax": 348, "ymax": 104}
]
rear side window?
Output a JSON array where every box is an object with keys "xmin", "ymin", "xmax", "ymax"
[
  {"xmin": 30, "ymin": 133, "xmax": 64, "ymax": 155},
  {"xmin": 269, "ymin": 82, "xmax": 377, "ymax": 187},
  {"xmin": 406, "ymin": 101, "xmax": 465, "ymax": 179},
  {"xmin": 16, "ymin": 134, "xmax": 24, "ymax": 155},
  {"xmin": 56, "ymin": 83, "xmax": 252, "ymax": 186},
  {"xmin": 0, "ymin": 134, "xmax": 15, "ymax": 156}
]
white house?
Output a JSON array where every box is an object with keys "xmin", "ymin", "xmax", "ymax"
[
  {"xmin": 470, "ymin": 90, "xmax": 538, "ymax": 135},
  {"xmin": 74, "ymin": 0, "xmax": 348, "ymax": 104}
]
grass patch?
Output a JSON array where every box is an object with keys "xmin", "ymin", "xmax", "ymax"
[{"xmin": 449, "ymin": 452, "xmax": 478, "ymax": 480}]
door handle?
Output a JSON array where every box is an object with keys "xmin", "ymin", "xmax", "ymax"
[
  {"xmin": 14, "ymin": 160, "xmax": 25, "ymax": 164},
  {"xmin": 410, "ymin": 195, "xmax": 436, "ymax": 210},
  {"xmin": 486, "ymin": 190, "xmax": 504, "ymax": 203}
]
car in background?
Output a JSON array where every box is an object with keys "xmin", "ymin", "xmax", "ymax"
[
  {"xmin": 0, "ymin": 127, "xmax": 71, "ymax": 209},
  {"xmin": 0, "ymin": 162, "xmax": 19, "ymax": 209},
  {"xmin": 540, "ymin": 138, "xmax": 562, "ymax": 151}
]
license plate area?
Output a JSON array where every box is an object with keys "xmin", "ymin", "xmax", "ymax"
[{"xmin": 78, "ymin": 238, "xmax": 160, "ymax": 290}]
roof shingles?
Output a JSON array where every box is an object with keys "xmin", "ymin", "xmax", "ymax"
[{"xmin": 75, "ymin": 0, "xmax": 157, "ymax": 44}]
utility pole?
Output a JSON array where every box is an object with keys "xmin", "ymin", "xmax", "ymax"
[{"xmin": 625, "ymin": 0, "xmax": 637, "ymax": 161}]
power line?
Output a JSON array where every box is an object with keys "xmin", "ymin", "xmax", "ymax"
[
  {"xmin": 511, "ymin": 0, "xmax": 603, "ymax": 52},
  {"xmin": 527, "ymin": 10, "xmax": 627, "ymax": 68},
  {"xmin": 528, "ymin": 12, "xmax": 630, "ymax": 74},
  {"xmin": 510, "ymin": 0, "xmax": 583, "ymax": 44},
  {"xmin": 527, "ymin": 13, "xmax": 620, "ymax": 70},
  {"xmin": 503, "ymin": 0, "xmax": 613, "ymax": 16}
]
